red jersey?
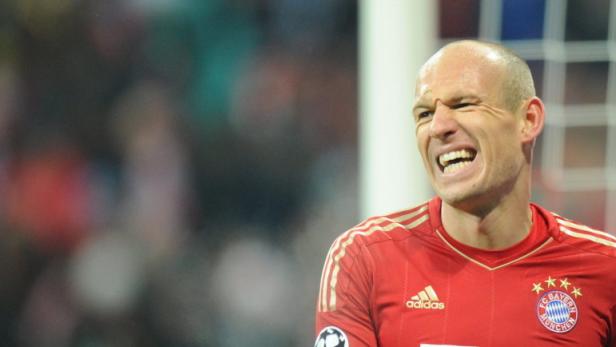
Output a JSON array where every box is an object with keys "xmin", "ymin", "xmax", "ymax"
[{"xmin": 315, "ymin": 197, "xmax": 616, "ymax": 347}]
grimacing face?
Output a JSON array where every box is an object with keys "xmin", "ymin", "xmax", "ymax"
[{"xmin": 413, "ymin": 46, "xmax": 529, "ymax": 211}]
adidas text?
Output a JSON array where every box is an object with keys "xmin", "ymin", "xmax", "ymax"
[{"xmin": 406, "ymin": 300, "xmax": 445, "ymax": 310}]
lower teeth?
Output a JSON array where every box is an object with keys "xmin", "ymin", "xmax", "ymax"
[{"xmin": 444, "ymin": 161, "xmax": 471, "ymax": 174}]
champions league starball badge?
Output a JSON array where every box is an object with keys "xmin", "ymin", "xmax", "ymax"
[
  {"xmin": 536, "ymin": 290, "xmax": 578, "ymax": 333},
  {"xmin": 314, "ymin": 326, "xmax": 349, "ymax": 347}
]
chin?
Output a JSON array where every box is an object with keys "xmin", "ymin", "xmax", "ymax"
[
  {"xmin": 439, "ymin": 191, "xmax": 472, "ymax": 207},
  {"xmin": 437, "ymin": 186, "xmax": 492, "ymax": 213},
  {"xmin": 434, "ymin": 180, "xmax": 476, "ymax": 203}
]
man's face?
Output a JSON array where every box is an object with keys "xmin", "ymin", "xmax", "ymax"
[{"xmin": 413, "ymin": 47, "xmax": 527, "ymax": 211}]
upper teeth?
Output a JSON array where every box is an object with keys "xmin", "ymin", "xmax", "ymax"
[{"xmin": 438, "ymin": 149, "xmax": 474, "ymax": 167}]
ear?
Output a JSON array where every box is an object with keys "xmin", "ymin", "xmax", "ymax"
[{"xmin": 520, "ymin": 96, "xmax": 545, "ymax": 144}]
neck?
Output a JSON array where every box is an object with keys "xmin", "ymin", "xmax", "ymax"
[{"xmin": 440, "ymin": 179, "xmax": 533, "ymax": 250}]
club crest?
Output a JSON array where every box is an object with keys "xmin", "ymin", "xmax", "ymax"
[{"xmin": 532, "ymin": 276, "xmax": 581, "ymax": 334}]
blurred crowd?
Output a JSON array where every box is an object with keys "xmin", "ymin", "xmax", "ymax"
[
  {"xmin": 0, "ymin": 0, "xmax": 612, "ymax": 346},
  {"xmin": 0, "ymin": 0, "xmax": 357, "ymax": 346}
]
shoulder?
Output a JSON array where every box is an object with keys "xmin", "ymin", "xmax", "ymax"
[
  {"xmin": 321, "ymin": 201, "xmax": 431, "ymax": 268},
  {"xmin": 331, "ymin": 201, "xmax": 431, "ymax": 253},
  {"xmin": 317, "ymin": 201, "xmax": 431, "ymax": 312},
  {"xmin": 545, "ymin": 207, "xmax": 616, "ymax": 260}
]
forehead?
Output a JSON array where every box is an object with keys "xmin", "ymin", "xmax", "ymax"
[{"xmin": 415, "ymin": 45, "xmax": 505, "ymax": 101}]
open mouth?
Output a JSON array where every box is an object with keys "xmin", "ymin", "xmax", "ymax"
[{"xmin": 437, "ymin": 149, "xmax": 477, "ymax": 174}]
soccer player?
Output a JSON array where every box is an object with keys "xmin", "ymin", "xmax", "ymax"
[{"xmin": 314, "ymin": 40, "xmax": 616, "ymax": 347}]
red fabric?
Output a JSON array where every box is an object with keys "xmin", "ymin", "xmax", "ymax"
[{"xmin": 315, "ymin": 197, "xmax": 616, "ymax": 347}]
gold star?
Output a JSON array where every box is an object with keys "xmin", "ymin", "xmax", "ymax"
[
  {"xmin": 532, "ymin": 282, "xmax": 544, "ymax": 294},
  {"xmin": 545, "ymin": 276, "xmax": 556, "ymax": 288},
  {"xmin": 560, "ymin": 278, "xmax": 571, "ymax": 290},
  {"xmin": 571, "ymin": 287, "xmax": 582, "ymax": 298}
]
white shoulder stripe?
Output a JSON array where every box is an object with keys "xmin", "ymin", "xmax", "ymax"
[
  {"xmin": 319, "ymin": 217, "xmax": 387, "ymax": 311},
  {"xmin": 319, "ymin": 217, "xmax": 391, "ymax": 312},
  {"xmin": 317, "ymin": 240, "xmax": 339, "ymax": 313},
  {"xmin": 560, "ymin": 226, "xmax": 616, "ymax": 249},
  {"xmin": 556, "ymin": 218, "xmax": 616, "ymax": 242},
  {"xmin": 391, "ymin": 204, "xmax": 428, "ymax": 224},
  {"xmin": 319, "ymin": 206, "xmax": 429, "ymax": 311},
  {"xmin": 327, "ymin": 222, "xmax": 402, "ymax": 311},
  {"xmin": 319, "ymin": 211, "xmax": 429, "ymax": 312},
  {"xmin": 404, "ymin": 214, "xmax": 429, "ymax": 229}
]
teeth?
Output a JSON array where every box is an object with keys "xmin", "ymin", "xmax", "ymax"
[
  {"xmin": 438, "ymin": 149, "xmax": 475, "ymax": 167},
  {"xmin": 443, "ymin": 160, "xmax": 472, "ymax": 174}
]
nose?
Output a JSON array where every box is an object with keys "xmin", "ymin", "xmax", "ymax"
[{"xmin": 429, "ymin": 102, "xmax": 458, "ymax": 141}]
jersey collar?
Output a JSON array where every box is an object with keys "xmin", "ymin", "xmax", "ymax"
[{"xmin": 428, "ymin": 197, "xmax": 557, "ymax": 270}]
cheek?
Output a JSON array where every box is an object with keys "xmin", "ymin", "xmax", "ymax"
[
  {"xmin": 415, "ymin": 127, "xmax": 429, "ymax": 152},
  {"xmin": 487, "ymin": 131, "xmax": 523, "ymax": 168},
  {"xmin": 415, "ymin": 130, "xmax": 434, "ymax": 169}
]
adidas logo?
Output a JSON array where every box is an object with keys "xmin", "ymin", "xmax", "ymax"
[{"xmin": 406, "ymin": 285, "xmax": 445, "ymax": 310}]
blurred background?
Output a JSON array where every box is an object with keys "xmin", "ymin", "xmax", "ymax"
[{"xmin": 0, "ymin": 0, "xmax": 614, "ymax": 346}]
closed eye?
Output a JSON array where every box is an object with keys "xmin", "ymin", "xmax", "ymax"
[{"xmin": 451, "ymin": 102, "xmax": 473, "ymax": 109}]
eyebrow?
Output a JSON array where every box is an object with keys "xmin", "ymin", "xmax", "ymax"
[{"xmin": 413, "ymin": 94, "xmax": 480, "ymax": 111}]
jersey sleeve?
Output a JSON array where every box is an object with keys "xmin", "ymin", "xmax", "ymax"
[
  {"xmin": 315, "ymin": 236, "xmax": 377, "ymax": 347},
  {"xmin": 609, "ymin": 303, "xmax": 616, "ymax": 347}
]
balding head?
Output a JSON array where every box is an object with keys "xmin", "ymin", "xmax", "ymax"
[{"xmin": 418, "ymin": 40, "xmax": 535, "ymax": 112}]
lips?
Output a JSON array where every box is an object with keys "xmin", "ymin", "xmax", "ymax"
[{"xmin": 437, "ymin": 148, "xmax": 477, "ymax": 174}]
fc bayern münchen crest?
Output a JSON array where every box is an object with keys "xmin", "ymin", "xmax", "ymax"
[{"xmin": 536, "ymin": 290, "xmax": 578, "ymax": 333}]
